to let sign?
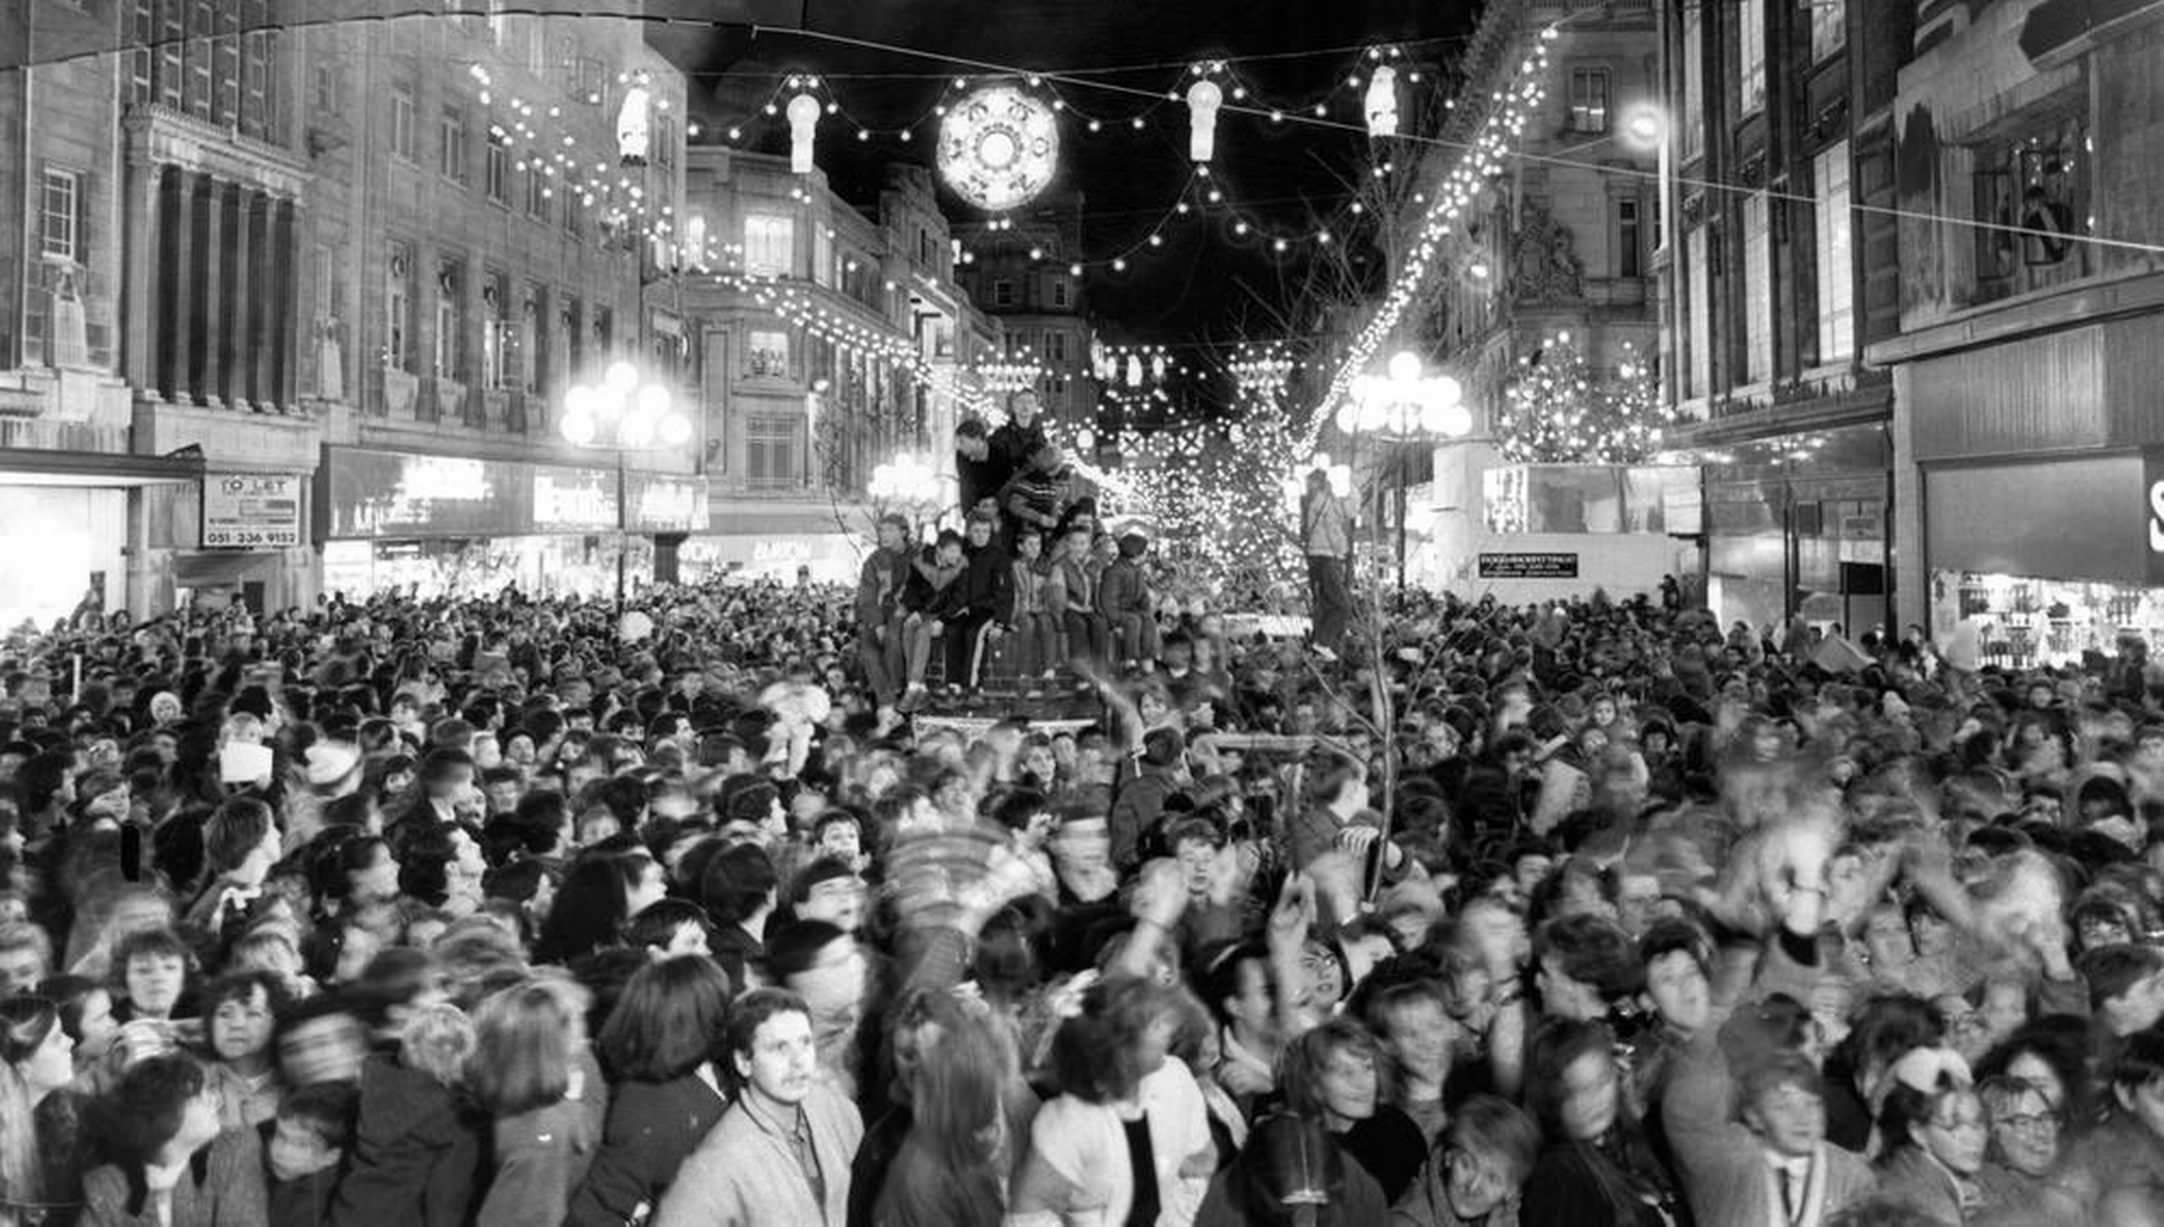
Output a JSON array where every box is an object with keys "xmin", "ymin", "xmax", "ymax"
[
  {"xmin": 203, "ymin": 474, "xmax": 302, "ymax": 549},
  {"xmin": 1478, "ymin": 552, "xmax": 1580, "ymax": 579}
]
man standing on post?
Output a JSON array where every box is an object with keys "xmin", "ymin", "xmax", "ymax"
[
  {"xmin": 1302, "ymin": 468, "xmax": 1354, "ymax": 660},
  {"xmin": 954, "ymin": 417, "xmax": 1003, "ymax": 520},
  {"xmin": 854, "ymin": 514, "xmax": 912, "ymax": 710}
]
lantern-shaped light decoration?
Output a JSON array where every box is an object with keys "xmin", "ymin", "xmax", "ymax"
[
  {"xmin": 617, "ymin": 83, "xmax": 653, "ymax": 165},
  {"xmin": 1365, "ymin": 65, "xmax": 1400, "ymax": 139},
  {"xmin": 786, "ymin": 94, "xmax": 822, "ymax": 175},
  {"xmin": 1186, "ymin": 79, "xmax": 1224, "ymax": 163}
]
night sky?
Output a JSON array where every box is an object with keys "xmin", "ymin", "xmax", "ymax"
[{"xmin": 648, "ymin": 0, "xmax": 1481, "ymax": 349}]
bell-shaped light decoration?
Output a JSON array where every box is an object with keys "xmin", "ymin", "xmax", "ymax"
[
  {"xmin": 786, "ymin": 94, "xmax": 822, "ymax": 174},
  {"xmin": 1126, "ymin": 355, "xmax": 1144, "ymax": 387},
  {"xmin": 617, "ymin": 84, "xmax": 653, "ymax": 165},
  {"xmin": 1365, "ymin": 65, "xmax": 1400, "ymax": 139},
  {"xmin": 1186, "ymin": 79, "xmax": 1224, "ymax": 163}
]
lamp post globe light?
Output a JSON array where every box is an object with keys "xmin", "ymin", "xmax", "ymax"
[
  {"xmin": 867, "ymin": 451, "xmax": 955, "ymax": 536},
  {"xmin": 1326, "ymin": 350, "xmax": 1469, "ymax": 593},
  {"xmin": 561, "ymin": 362, "xmax": 692, "ymax": 610}
]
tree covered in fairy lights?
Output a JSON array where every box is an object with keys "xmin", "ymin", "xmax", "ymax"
[{"xmin": 1497, "ymin": 332, "xmax": 1668, "ymax": 464}]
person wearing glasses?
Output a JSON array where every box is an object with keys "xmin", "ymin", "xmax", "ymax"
[
  {"xmin": 1389, "ymin": 1094, "xmax": 1539, "ymax": 1227},
  {"xmin": 1873, "ymin": 1049, "xmax": 1989, "ymax": 1225},
  {"xmin": 1974, "ymin": 1075, "xmax": 2081, "ymax": 1225}
]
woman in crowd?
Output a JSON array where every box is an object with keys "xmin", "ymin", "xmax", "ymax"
[
  {"xmin": 1275, "ymin": 1016, "xmax": 1427, "ymax": 1202},
  {"xmin": 1, "ymin": 996, "xmax": 83, "ymax": 1226},
  {"xmin": 1009, "ymin": 974, "xmax": 1214, "ymax": 1226},
  {"xmin": 1390, "ymin": 1094, "xmax": 1542, "ymax": 1227},
  {"xmin": 1519, "ymin": 1018, "xmax": 1681, "ymax": 1227},
  {"xmin": 469, "ymin": 974, "xmax": 607, "ymax": 1227},
  {"xmin": 565, "ymin": 954, "xmax": 731, "ymax": 1227}
]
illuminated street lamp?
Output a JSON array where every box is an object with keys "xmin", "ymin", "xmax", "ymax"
[
  {"xmin": 561, "ymin": 361, "xmax": 692, "ymax": 610},
  {"xmin": 868, "ymin": 451, "xmax": 955, "ymax": 537},
  {"xmin": 1336, "ymin": 350, "xmax": 1471, "ymax": 439},
  {"xmin": 1330, "ymin": 350, "xmax": 1469, "ymax": 592}
]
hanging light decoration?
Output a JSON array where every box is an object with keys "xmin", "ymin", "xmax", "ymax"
[
  {"xmin": 937, "ymin": 84, "xmax": 1060, "ymax": 212},
  {"xmin": 1186, "ymin": 78, "xmax": 1223, "ymax": 163},
  {"xmin": 1365, "ymin": 64, "xmax": 1400, "ymax": 139},
  {"xmin": 786, "ymin": 94, "xmax": 822, "ymax": 174},
  {"xmin": 616, "ymin": 82, "xmax": 652, "ymax": 165}
]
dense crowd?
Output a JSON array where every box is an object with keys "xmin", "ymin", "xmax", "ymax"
[{"xmin": 10, "ymin": 510, "xmax": 2164, "ymax": 1227}]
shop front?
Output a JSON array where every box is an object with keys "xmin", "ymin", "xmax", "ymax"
[
  {"xmin": 1922, "ymin": 451, "xmax": 2163, "ymax": 667},
  {"xmin": 1696, "ymin": 423, "xmax": 1889, "ymax": 635},
  {"xmin": 316, "ymin": 447, "xmax": 704, "ymax": 600},
  {"xmin": 687, "ymin": 502, "xmax": 868, "ymax": 585},
  {"xmin": 0, "ymin": 446, "xmax": 203, "ymax": 630}
]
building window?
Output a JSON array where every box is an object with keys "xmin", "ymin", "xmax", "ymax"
[
  {"xmin": 438, "ymin": 107, "xmax": 467, "ymax": 182},
  {"xmin": 1742, "ymin": 192, "xmax": 1771, "ymax": 384},
  {"xmin": 186, "ymin": 0, "xmax": 213, "ymax": 115},
  {"xmin": 744, "ymin": 214, "xmax": 795, "ymax": 278},
  {"xmin": 435, "ymin": 261, "xmax": 463, "ymax": 378},
  {"xmin": 574, "ymin": 57, "xmax": 605, "ymax": 107},
  {"xmin": 1569, "ymin": 69, "xmax": 1610, "ymax": 133},
  {"xmin": 1681, "ymin": 6, "xmax": 1704, "ymax": 161},
  {"xmin": 389, "ymin": 83, "xmax": 416, "ymax": 161},
  {"xmin": 1045, "ymin": 331, "xmax": 1069, "ymax": 364},
  {"xmin": 1811, "ymin": 0, "xmax": 1848, "ymax": 62},
  {"xmin": 1739, "ymin": 0, "xmax": 1766, "ymax": 116},
  {"xmin": 525, "ymin": 164, "xmax": 550, "ymax": 218},
  {"xmin": 39, "ymin": 169, "xmax": 80, "ymax": 262},
  {"xmin": 746, "ymin": 416, "xmax": 801, "ymax": 489},
  {"xmin": 654, "ymin": 115, "xmax": 676, "ymax": 169},
  {"xmin": 485, "ymin": 130, "xmax": 510, "ymax": 204},
  {"xmin": 159, "ymin": 1, "xmax": 184, "ymax": 109},
  {"xmin": 482, "ymin": 274, "xmax": 510, "ymax": 390},
  {"xmin": 240, "ymin": 16, "xmax": 275, "ymax": 143},
  {"xmin": 813, "ymin": 226, "xmax": 833, "ymax": 288},
  {"xmin": 1686, "ymin": 227, "xmax": 1711, "ymax": 398},
  {"xmin": 1973, "ymin": 116, "xmax": 2090, "ymax": 304},
  {"xmin": 993, "ymin": 279, "xmax": 1016, "ymax": 308},
  {"xmin": 311, "ymin": 61, "xmax": 339, "ymax": 115},
  {"xmin": 1814, "ymin": 141, "xmax": 1854, "ymax": 363},
  {"xmin": 1051, "ymin": 277, "xmax": 1071, "ymax": 308},
  {"xmin": 563, "ymin": 184, "xmax": 582, "ymax": 236},
  {"xmin": 748, "ymin": 329, "xmax": 790, "ymax": 378},
  {"xmin": 1616, "ymin": 197, "xmax": 1643, "ymax": 279},
  {"xmin": 385, "ymin": 243, "xmax": 413, "ymax": 373}
]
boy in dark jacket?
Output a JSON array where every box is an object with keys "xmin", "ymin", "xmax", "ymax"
[
  {"xmin": 1097, "ymin": 532, "xmax": 1158, "ymax": 672},
  {"xmin": 943, "ymin": 514, "xmax": 1014, "ymax": 693},
  {"xmin": 265, "ymin": 1081, "xmax": 357, "ymax": 1227}
]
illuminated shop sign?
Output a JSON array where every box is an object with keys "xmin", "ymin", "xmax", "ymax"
[{"xmin": 320, "ymin": 448, "xmax": 699, "ymax": 540}]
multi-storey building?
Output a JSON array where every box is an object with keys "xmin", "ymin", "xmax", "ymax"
[
  {"xmin": 1871, "ymin": 0, "xmax": 2164, "ymax": 665},
  {"xmin": 954, "ymin": 208, "xmax": 1098, "ymax": 432},
  {"xmin": 302, "ymin": 8, "xmax": 696, "ymax": 600},
  {"xmin": 1407, "ymin": 0, "xmax": 1668, "ymax": 596},
  {"xmin": 677, "ymin": 151, "xmax": 998, "ymax": 581},
  {"xmin": 0, "ymin": 2, "xmax": 694, "ymax": 621},
  {"xmin": 1657, "ymin": 0, "xmax": 1910, "ymax": 631}
]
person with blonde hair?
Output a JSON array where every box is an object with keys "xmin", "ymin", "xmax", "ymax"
[
  {"xmin": 327, "ymin": 1002, "xmax": 482, "ymax": 1227},
  {"xmin": 468, "ymin": 974, "xmax": 605, "ymax": 1227}
]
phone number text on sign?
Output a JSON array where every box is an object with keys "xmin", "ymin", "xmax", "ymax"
[{"xmin": 202, "ymin": 473, "xmax": 302, "ymax": 549}]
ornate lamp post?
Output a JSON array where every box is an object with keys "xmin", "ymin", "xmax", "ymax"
[
  {"xmin": 1331, "ymin": 350, "xmax": 1469, "ymax": 590},
  {"xmin": 561, "ymin": 361, "xmax": 691, "ymax": 610}
]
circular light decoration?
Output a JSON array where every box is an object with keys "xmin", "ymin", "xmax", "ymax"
[{"xmin": 937, "ymin": 85, "xmax": 1060, "ymax": 212}]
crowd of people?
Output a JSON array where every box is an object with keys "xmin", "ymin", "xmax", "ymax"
[{"xmin": 8, "ymin": 482, "xmax": 2164, "ymax": 1227}]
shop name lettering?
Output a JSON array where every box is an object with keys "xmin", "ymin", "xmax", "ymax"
[
  {"xmin": 2151, "ymin": 479, "xmax": 2164, "ymax": 552},
  {"xmin": 535, "ymin": 476, "xmax": 615, "ymax": 527}
]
